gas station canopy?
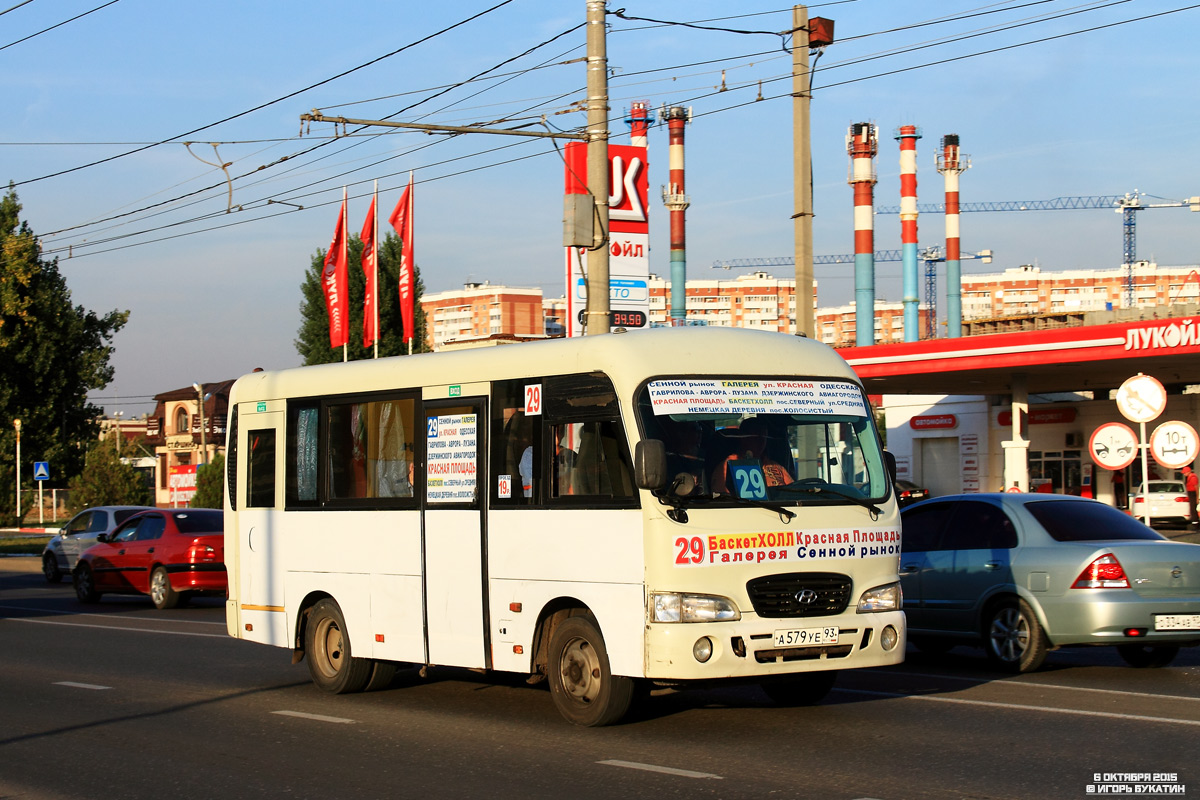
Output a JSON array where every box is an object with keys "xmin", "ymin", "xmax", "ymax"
[{"xmin": 838, "ymin": 314, "xmax": 1200, "ymax": 397}]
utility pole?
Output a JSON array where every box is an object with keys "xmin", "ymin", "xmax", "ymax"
[
  {"xmin": 791, "ymin": 6, "xmax": 814, "ymax": 338},
  {"xmin": 584, "ymin": 0, "xmax": 611, "ymax": 335}
]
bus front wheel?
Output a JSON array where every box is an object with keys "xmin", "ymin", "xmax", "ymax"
[
  {"xmin": 547, "ymin": 614, "xmax": 634, "ymax": 727},
  {"xmin": 305, "ymin": 599, "xmax": 372, "ymax": 694}
]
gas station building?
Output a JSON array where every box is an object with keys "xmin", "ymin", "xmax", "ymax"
[{"xmin": 840, "ymin": 312, "xmax": 1200, "ymax": 505}]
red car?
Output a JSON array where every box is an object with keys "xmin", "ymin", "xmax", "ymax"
[{"xmin": 73, "ymin": 509, "xmax": 226, "ymax": 609}]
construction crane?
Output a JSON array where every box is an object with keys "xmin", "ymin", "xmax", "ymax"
[
  {"xmin": 713, "ymin": 249, "xmax": 991, "ymax": 340},
  {"xmin": 876, "ymin": 191, "xmax": 1200, "ymax": 306},
  {"xmin": 712, "ymin": 251, "xmax": 902, "ymax": 269},
  {"xmin": 921, "ymin": 247, "xmax": 992, "ymax": 339}
]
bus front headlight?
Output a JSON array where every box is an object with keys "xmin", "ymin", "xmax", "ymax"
[
  {"xmin": 650, "ymin": 592, "xmax": 741, "ymax": 623},
  {"xmin": 856, "ymin": 582, "xmax": 902, "ymax": 613}
]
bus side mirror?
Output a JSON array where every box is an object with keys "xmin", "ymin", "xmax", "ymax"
[
  {"xmin": 635, "ymin": 439, "xmax": 668, "ymax": 490},
  {"xmin": 883, "ymin": 450, "xmax": 898, "ymax": 485}
]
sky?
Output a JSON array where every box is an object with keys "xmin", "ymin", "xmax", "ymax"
[{"xmin": 4, "ymin": 0, "xmax": 1199, "ymax": 419}]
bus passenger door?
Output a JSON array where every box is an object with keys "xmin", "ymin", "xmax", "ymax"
[
  {"xmin": 422, "ymin": 398, "xmax": 488, "ymax": 669},
  {"xmin": 234, "ymin": 407, "xmax": 286, "ymax": 647}
]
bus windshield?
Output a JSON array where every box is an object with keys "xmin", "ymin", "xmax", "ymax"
[{"xmin": 637, "ymin": 377, "xmax": 887, "ymax": 504}]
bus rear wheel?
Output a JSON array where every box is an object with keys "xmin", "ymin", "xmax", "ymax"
[
  {"xmin": 305, "ymin": 599, "xmax": 372, "ymax": 694},
  {"xmin": 547, "ymin": 614, "xmax": 633, "ymax": 727}
]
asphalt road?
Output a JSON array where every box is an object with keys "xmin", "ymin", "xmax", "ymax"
[{"xmin": 2, "ymin": 556, "xmax": 1198, "ymax": 800}]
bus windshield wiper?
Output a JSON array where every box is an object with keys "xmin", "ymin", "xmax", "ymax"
[
  {"xmin": 776, "ymin": 481, "xmax": 882, "ymax": 519},
  {"xmin": 719, "ymin": 494, "xmax": 796, "ymax": 524}
]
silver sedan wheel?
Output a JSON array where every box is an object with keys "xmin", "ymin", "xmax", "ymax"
[
  {"xmin": 989, "ymin": 607, "xmax": 1028, "ymax": 663},
  {"xmin": 986, "ymin": 599, "xmax": 1047, "ymax": 673}
]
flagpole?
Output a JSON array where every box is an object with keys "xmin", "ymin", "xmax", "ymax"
[
  {"xmin": 342, "ymin": 186, "xmax": 348, "ymax": 363},
  {"xmin": 407, "ymin": 171, "xmax": 414, "ymax": 356},
  {"xmin": 373, "ymin": 180, "xmax": 379, "ymax": 360}
]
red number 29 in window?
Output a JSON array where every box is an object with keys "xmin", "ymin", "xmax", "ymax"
[{"xmin": 524, "ymin": 384, "xmax": 542, "ymax": 416}]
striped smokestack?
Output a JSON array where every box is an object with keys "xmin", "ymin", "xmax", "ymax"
[
  {"xmin": 661, "ymin": 106, "xmax": 691, "ymax": 324},
  {"xmin": 896, "ymin": 125, "xmax": 922, "ymax": 342},
  {"xmin": 936, "ymin": 134, "xmax": 970, "ymax": 338},
  {"xmin": 847, "ymin": 122, "xmax": 879, "ymax": 346}
]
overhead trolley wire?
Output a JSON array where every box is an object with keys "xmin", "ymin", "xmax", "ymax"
[
  {"xmin": 40, "ymin": 19, "xmax": 586, "ymax": 244},
  {"xmin": 10, "ymin": 0, "xmax": 517, "ymax": 188},
  {"xmin": 0, "ymin": 0, "xmax": 119, "ymax": 52}
]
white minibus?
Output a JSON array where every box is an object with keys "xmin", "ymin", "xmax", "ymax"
[{"xmin": 224, "ymin": 327, "xmax": 904, "ymax": 725}]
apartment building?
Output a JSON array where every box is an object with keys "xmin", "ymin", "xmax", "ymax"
[{"xmin": 420, "ymin": 282, "xmax": 545, "ymax": 350}]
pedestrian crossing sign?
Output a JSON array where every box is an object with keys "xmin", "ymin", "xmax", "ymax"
[{"xmin": 33, "ymin": 462, "xmax": 49, "ymax": 481}]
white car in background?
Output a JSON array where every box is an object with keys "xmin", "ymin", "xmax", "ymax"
[
  {"xmin": 41, "ymin": 506, "xmax": 154, "ymax": 583},
  {"xmin": 1130, "ymin": 481, "xmax": 1193, "ymax": 528}
]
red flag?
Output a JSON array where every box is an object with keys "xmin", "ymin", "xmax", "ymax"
[
  {"xmin": 388, "ymin": 175, "xmax": 415, "ymax": 345},
  {"xmin": 322, "ymin": 200, "xmax": 349, "ymax": 349},
  {"xmin": 360, "ymin": 195, "xmax": 378, "ymax": 349}
]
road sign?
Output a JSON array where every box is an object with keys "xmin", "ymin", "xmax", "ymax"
[
  {"xmin": 1116, "ymin": 373, "xmax": 1167, "ymax": 424},
  {"xmin": 33, "ymin": 462, "xmax": 49, "ymax": 481},
  {"xmin": 1089, "ymin": 423, "xmax": 1138, "ymax": 470},
  {"xmin": 1149, "ymin": 420, "xmax": 1199, "ymax": 470}
]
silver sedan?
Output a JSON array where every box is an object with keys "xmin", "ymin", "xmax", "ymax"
[
  {"xmin": 41, "ymin": 506, "xmax": 154, "ymax": 583},
  {"xmin": 899, "ymin": 493, "xmax": 1200, "ymax": 672}
]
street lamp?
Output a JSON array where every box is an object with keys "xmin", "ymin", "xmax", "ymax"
[
  {"xmin": 13, "ymin": 419, "xmax": 21, "ymax": 523},
  {"xmin": 192, "ymin": 383, "xmax": 207, "ymax": 466},
  {"xmin": 113, "ymin": 410, "xmax": 124, "ymax": 455}
]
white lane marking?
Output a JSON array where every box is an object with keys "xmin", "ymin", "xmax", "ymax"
[
  {"xmin": 0, "ymin": 604, "xmax": 225, "ymax": 627},
  {"xmin": 54, "ymin": 681, "xmax": 111, "ymax": 690},
  {"xmin": 272, "ymin": 710, "xmax": 356, "ymax": 725},
  {"xmin": 4, "ymin": 617, "xmax": 225, "ymax": 638},
  {"xmin": 865, "ymin": 668, "xmax": 1200, "ymax": 702},
  {"xmin": 598, "ymin": 760, "xmax": 723, "ymax": 780},
  {"xmin": 840, "ymin": 687, "xmax": 1200, "ymax": 727}
]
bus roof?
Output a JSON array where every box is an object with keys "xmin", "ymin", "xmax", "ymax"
[{"xmin": 230, "ymin": 327, "xmax": 862, "ymax": 402}]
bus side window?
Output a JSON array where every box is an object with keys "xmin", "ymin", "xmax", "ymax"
[
  {"xmin": 326, "ymin": 398, "xmax": 415, "ymax": 502},
  {"xmin": 247, "ymin": 429, "xmax": 277, "ymax": 508},
  {"xmin": 552, "ymin": 420, "xmax": 633, "ymax": 499},
  {"xmin": 491, "ymin": 379, "xmax": 542, "ymax": 505},
  {"xmin": 287, "ymin": 405, "xmax": 319, "ymax": 505},
  {"xmin": 542, "ymin": 372, "xmax": 635, "ymax": 503}
]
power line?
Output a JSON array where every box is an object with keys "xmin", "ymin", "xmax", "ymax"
[
  {"xmin": 10, "ymin": 0, "xmax": 517, "ymax": 188},
  {"xmin": 40, "ymin": 22, "xmax": 589, "ymax": 244},
  {"xmin": 0, "ymin": 0, "xmax": 119, "ymax": 52},
  {"xmin": 29, "ymin": 1, "xmax": 1198, "ymax": 262}
]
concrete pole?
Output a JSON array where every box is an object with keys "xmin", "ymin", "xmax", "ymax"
[
  {"xmin": 584, "ymin": 0, "xmax": 610, "ymax": 335},
  {"xmin": 792, "ymin": 5, "xmax": 815, "ymax": 337}
]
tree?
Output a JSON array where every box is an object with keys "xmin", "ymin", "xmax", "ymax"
[
  {"xmin": 67, "ymin": 436, "xmax": 152, "ymax": 509},
  {"xmin": 191, "ymin": 452, "xmax": 225, "ymax": 509},
  {"xmin": 1, "ymin": 186, "xmax": 128, "ymax": 523},
  {"xmin": 296, "ymin": 231, "xmax": 429, "ymax": 365}
]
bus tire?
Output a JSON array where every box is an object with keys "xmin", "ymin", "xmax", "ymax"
[
  {"xmin": 547, "ymin": 614, "xmax": 633, "ymax": 727},
  {"xmin": 364, "ymin": 660, "xmax": 397, "ymax": 691},
  {"xmin": 761, "ymin": 671, "xmax": 838, "ymax": 706},
  {"xmin": 305, "ymin": 599, "xmax": 372, "ymax": 694}
]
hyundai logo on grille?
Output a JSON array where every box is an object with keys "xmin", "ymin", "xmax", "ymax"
[{"xmin": 795, "ymin": 589, "xmax": 818, "ymax": 604}]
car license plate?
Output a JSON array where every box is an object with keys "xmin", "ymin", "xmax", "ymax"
[
  {"xmin": 1154, "ymin": 614, "xmax": 1200, "ymax": 631},
  {"xmin": 773, "ymin": 626, "xmax": 839, "ymax": 647}
]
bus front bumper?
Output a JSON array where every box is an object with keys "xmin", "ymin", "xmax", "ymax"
[{"xmin": 643, "ymin": 610, "xmax": 905, "ymax": 681}]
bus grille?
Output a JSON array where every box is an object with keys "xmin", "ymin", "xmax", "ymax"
[{"xmin": 746, "ymin": 572, "xmax": 852, "ymax": 618}]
